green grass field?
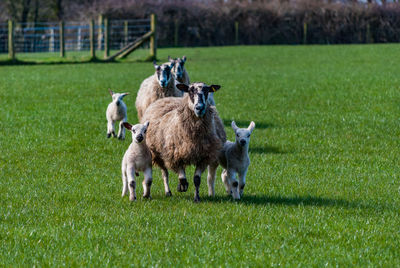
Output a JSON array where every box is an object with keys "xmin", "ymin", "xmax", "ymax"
[{"xmin": 1, "ymin": 44, "xmax": 400, "ymax": 266}]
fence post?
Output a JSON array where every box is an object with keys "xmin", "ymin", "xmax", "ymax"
[
  {"xmin": 124, "ymin": 20, "xmax": 128, "ymax": 45},
  {"xmin": 150, "ymin": 13, "xmax": 157, "ymax": 60},
  {"xmin": 174, "ymin": 19, "xmax": 179, "ymax": 47},
  {"xmin": 8, "ymin": 20, "xmax": 15, "ymax": 60},
  {"xmin": 235, "ymin": 21, "xmax": 239, "ymax": 45},
  {"xmin": 90, "ymin": 20, "xmax": 96, "ymax": 59},
  {"xmin": 366, "ymin": 23, "xmax": 372, "ymax": 44},
  {"xmin": 104, "ymin": 18, "xmax": 109, "ymax": 58},
  {"xmin": 303, "ymin": 22, "xmax": 307, "ymax": 45},
  {"xmin": 98, "ymin": 15, "xmax": 103, "ymax": 50},
  {"xmin": 60, "ymin": 21, "xmax": 65, "ymax": 57}
]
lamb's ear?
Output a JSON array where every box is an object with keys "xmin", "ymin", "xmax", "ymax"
[
  {"xmin": 153, "ymin": 60, "xmax": 160, "ymax": 70},
  {"xmin": 122, "ymin": 122, "xmax": 133, "ymax": 130},
  {"xmin": 121, "ymin": 92, "xmax": 129, "ymax": 98},
  {"xmin": 231, "ymin": 121, "xmax": 239, "ymax": 132},
  {"xmin": 143, "ymin": 121, "xmax": 150, "ymax": 130},
  {"xmin": 182, "ymin": 56, "xmax": 187, "ymax": 62},
  {"xmin": 168, "ymin": 55, "xmax": 174, "ymax": 63},
  {"xmin": 108, "ymin": 89, "xmax": 114, "ymax": 96},
  {"xmin": 169, "ymin": 61, "xmax": 175, "ymax": 68},
  {"xmin": 176, "ymin": 83, "xmax": 189, "ymax": 92},
  {"xmin": 248, "ymin": 121, "xmax": 255, "ymax": 133},
  {"xmin": 209, "ymin": 85, "xmax": 221, "ymax": 92}
]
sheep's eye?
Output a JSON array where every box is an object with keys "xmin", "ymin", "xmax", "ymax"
[
  {"xmin": 236, "ymin": 134, "xmax": 239, "ymax": 137},
  {"xmin": 247, "ymin": 134, "xmax": 250, "ymax": 138},
  {"xmin": 144, "ymin": 129, "xmax": 147, "ymax": 133},
  {"xmin": 132, "ymin": 129, "xmax": 136, "ymax": 133}
]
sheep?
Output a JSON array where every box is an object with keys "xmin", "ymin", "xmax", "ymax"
[
  {"xmin": 168, "ymin": 55, "xmax": 216, "ymax": 106},
  {"xmin": 141, "ymin": 82, "xmax": 225, "ymax": 202},
  {"xmin": 168, "ymin": 56, "xmax": 190, "ymax": 85},
  {"xmin": 210, "ymin": 121, "xmax": 255, "ymax": 200},
  {"xmin": 135, "ymin": 60, "xmax": 182, "ymax": 121},
  {"xmin": 106, "ymin": 90, "xmax": 129, "ymax": 139},
  {"xmin": 121, "ymin": 121, "xmax": 152, "ymax": 201}
]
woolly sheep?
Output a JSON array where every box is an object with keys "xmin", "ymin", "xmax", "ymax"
[
  {"xmin": 135, "ymin": 61, "xmax": 182, "ymax": 121},
  {"xmin": 106, "ymin": 90, "xmax": 129, "ymax": 139},
  {"xmin": 141, "ymin": 82, "xmax": 225, "ymax": 202},
  {"xmin": 213, "ymin": 121, "xmax": 255, "ymax": 199},
  {"xmin": 121, "ymin": 121, "xmax": 152, "ymax": 201}
]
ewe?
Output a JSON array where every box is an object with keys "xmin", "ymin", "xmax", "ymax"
[
  {"xmin": 106, "ymin": 90, "xmax": 129, "ymax": 139},
  {"xmin": 142, "ymin": 82, "xmax": 225, "ymax": 202},
  {"xmin": 135, "ymin": 61, "xmax": 182, "ymax": 121},
  {"xmin": 121, "ymin": 121, "xmax": 152, "ymax": 201}
]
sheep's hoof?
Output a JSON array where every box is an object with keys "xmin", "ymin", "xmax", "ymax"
[
  {"xmin": 194, "ymin": 195, "xmax": 201, "ymax": 203},
  {"xmin": 143, "ymin": 194, "xmax": 151, "ymax": 199},
  {"xmin": 112, "ymin": 131, "xmax": 116, "ymax": 138},
  {"xmin": 118, "ymin": 136, "xmax": 125, "ymax": 140},
  {"xmin": 177, "ymin": 178, "xmax": 189, "ymax": 192},
  {"xmin": 165, "ymin": 191, "xmax": 172, "ymax": 197},
  {"xmin": 129, "ymin": 195, "xmax": 137, "ymax": 202},
  {"xmin": 107, "ymin": 133, "xmax": 111, "ymax": 138},
  {"xmin": 135, "ymin": 172, "xmax": 139, "ymax": 177}
]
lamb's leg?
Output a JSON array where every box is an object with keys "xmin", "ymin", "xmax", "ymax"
[
  {"xmin": 207, "ymin": 162, "xmax": 218, "ymax": 197},
  {"xmin": 177, "ymin": 167, "xmax": 189, "ymax": 192},
  {"xmin": 227, "ymin": 168, "xmax": 240, "ymax": 200},
  {"xmin": 117, "ymin": 117, "xmax": 127, "ymax": 140},
  {"xmin": 121, "ymin": 162, "xmax": 128, "ymax": 197},
  {"xmin": 107, "ymin": 120, "xmax": 115, "ymax": 138},
  {"xmin": 127, "ymin": 164, "xmax": 137, "ymax": 201},
  {"xmin": 161, "ymin": 168, "xmax": 172, "ymax": 197},
  {"xmin": 238, "ymin": 169, "xmax": 248, "ymax": 197},
  {"xmin": 221, "ymin": 169, "xmax": 230, "ymax": 195},
  {"xmin": 142, "ymin": 167, "xmax": 153, "ymax": 198},
  {"xmin": 193, "ymin": 166, "xmax": 205, "ymax": 203}
]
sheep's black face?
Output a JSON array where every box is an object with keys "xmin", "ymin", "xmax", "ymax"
[
  {"xmin": 176, "ymin": 82, "xmax": 221, "ymax": 118},
  {"xmin": 154, "ymin": 61, "xmax": 174, "ymax": 88},
  {"xmin": 174, "ymin": 58, "xmax": 185, "ymax": 79}
]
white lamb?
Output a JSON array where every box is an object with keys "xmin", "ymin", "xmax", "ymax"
[
  {"xmin": 106, "ymin": 90, "xmax": 129, "ymax": 140},
  {"xmin": 121, "ymin": 121, "xmax": 152, "ymax": 201},
  {"xmin": 215, "ymin": 121, "xmax": 255, "ymax": 200}
]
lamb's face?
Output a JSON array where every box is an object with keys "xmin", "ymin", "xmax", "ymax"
[
  {"xmin": 154, "ymin": 61, "xmax": 174, "ymax": 88},
  {"xmin": 232, "ymin": 121, "xmax": 255, "ymax": 147},
  {"xmin": 176, "ymin": 82, "xmax": 221, "ymax": 118},
  {"xmin": 123, "ymin": 121, "xmax": 149, "ymax": 144}
]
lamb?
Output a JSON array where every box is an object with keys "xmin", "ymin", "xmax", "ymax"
[
  {"xmin": 135, "ymin": 60, "xmax": 182, "ymax": 121},
  {"xmin": 141, "ymin": 82, "xmax": 225, "ymax": 202},
  {"xmin": 106, "ymin": 90, "xmax": 129, "ymax": 139},
  {"xmin": 168, "ymin": 56, "xmax": 190, "ymax": 85},
  {"xmin": 168, "ymin": 55, "xmax": 216, "ymax": 106},
  {"xmin": 211, "ymin": 121, "xmax": 255, "ymax": 200},
  {"xmin": 121, "ymin": 121, "xmax": 152, "ymax": 201}
]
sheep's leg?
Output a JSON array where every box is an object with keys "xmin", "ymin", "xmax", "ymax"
[
  {"xmin": 126, "ymin": 164, "xmax": 137, "ymax": 201},
  {"xmin": 227, "ymin": 168, "xmax": 240, "ymax": 200},
  {"xmin": 221, "ymin": 169, "xmax": 230, "ymax": 195},
  {"xmin": 161, "ymin": 168, "xmax": 172, "ymax": 197},
  {"xmin": 238, "ymin": 169, "xmax": 248, "ymax": 197},
  {"xmin": 142, "ymin": 167, "xmax": 153, "ymax": 198},
  {"xmin": 117, "ymin": 117, "xmax": 127, "ymax": 140},
  {"xmin": 207, "ymin": 162, "xmax": 218, "ymax": 197},
  {"xmin": 177, "ymin": 167, "xmax": 189, "ymax": 192},
  {"xmin": 121, "ymin": 162, "xmax": 128, "ymax": 197},
  {"xmin": 193, "ymin": 166, "xmax": 205, "ymax": 203},
  {"xmin": 107, "ymin": 120, "xmax": 115, "ymax": 138}
]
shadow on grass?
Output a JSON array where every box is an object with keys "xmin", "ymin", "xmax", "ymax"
[
  {"xmin": 223, "ymin": 119, "xmax": 273, "ymax": 130},
  {"xmin": 201, "ymin": 194, "xmax": 379, "ymax": 210},
  {"xmin": 250, "ymin": 145, "xmax": 288, "ymax": 154}
]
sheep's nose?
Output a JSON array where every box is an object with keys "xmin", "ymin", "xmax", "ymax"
[
  {"xmin": 137, "ymin": 135, "xmax": 143, "ymax": 142},
  {"xmin": 240, "ymin": 139, "xmax": 246, "ymax": 146},
  {"xmin": 195, "ymin": 105, "xmax": 203, "ymax": 111}
]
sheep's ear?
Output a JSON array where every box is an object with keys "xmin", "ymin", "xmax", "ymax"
[
  {"xmin": 153, "ymin": 61, "xmax": 160, "ymax": 70},
  {"xmin": 108, "ymin": 89, "xmax": 114, "ymax": 96},
  {"xmin": 168, "ymin": 56, "xmax": 174, "ymax": 63},
  {"xmin": 248, "ymin": 121, "xmax": 255, "ymax": 133},
  {"xmin": 209, "ymin": 85, "xmax": 221, "ymax": 92},
  {"xmin": 169, "ymin": 61, "xmax": 175, "ymax": 68},
  {"xmin": 176, "ymin": 83, "xmax": 189, "ymax": 92},
  {"xmin": 121, "ymin": 92, "xmax": 129, "ymax": 98},
  {"xmin": 231, "ymin": 121, "xmax": 239, "ymax": 132},
  {"xmin": 123, "ymin": 122, "xmax": 133, "ymax": 130},
  {"xmin": 182, "ymin": 56, "xmax": 186, "ymax": 62},
  {"xmin": 144, "ymin": 121, "xmax": 150, "ymax": 130}
]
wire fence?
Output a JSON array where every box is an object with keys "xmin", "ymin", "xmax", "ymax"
[{"xmin": 0, "ymin": 18, "xmax": 151, "ymax": 55}]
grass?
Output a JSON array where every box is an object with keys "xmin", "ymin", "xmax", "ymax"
[{"xmin": 1, "ymin": 44, "xmax": 400, "ymax": 266}]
